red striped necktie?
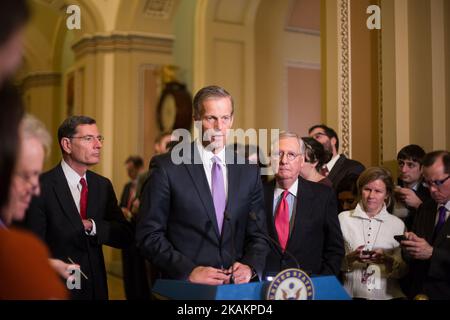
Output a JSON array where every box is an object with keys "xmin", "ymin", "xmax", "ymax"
[{"xmin": 79, "ymin": 178, "xmax": 88, "ymax": 220}]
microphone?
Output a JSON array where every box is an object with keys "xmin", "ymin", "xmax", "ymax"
[
  {"xmin": 249, "ymin": 211, "xmax": 301, "ymax": 272},
  {"xmin": 223, "ymin": 211, "xmax": 236, "ymax": 284}
]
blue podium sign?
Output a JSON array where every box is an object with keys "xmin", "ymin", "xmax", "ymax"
[{"xmin": 152, "ymin": 275, "xmax": 350, "ymax": 300}]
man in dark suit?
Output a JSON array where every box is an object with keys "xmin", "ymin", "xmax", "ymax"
[
  {"xmin": 402, "ymin": 151, "xmax": 450, "ymax": 300},
  {"xmin": 136, "ymin": 85, "xmax": 268, "ymax": 285},
  {"xmin": 394, "ymin": 144, "xmax": 431, "ymax": 230},
  {"xmin": 25, "ymin": 116, "xmax": 133, "ymax": 300},
  {"xmin": 119, "ymin": 155, "xmax": 150, "ymax": 300},
  {"xmin": 309, "ymin": 124, "xmax": 365, "ymax": 198},
  {"xmin": 263, "ymin": 132, "xmax": 344, "ymax": 277}
]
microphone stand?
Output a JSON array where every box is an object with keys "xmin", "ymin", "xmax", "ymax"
[
  {"xmin": 224, "ymin": 211, "xmax": 236, "ymax": 284},
  {"xmin": 249, "ymin": 211, "xmax": 302, "ymax": 271}
]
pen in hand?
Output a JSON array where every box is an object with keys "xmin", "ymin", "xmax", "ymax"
[{"xmin": 68, "ymin": 257, "xmax": 88, "ymax": 280}]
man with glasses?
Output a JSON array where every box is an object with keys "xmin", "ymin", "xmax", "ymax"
[
  {"xmin": 263, "ymin": 132, "xmax": 344, "ymax": 278},
  {"xmin": 401, "ymin": 151, "xmax": 450, "ymax": 299},
  {"xmin": 25, "ymin": 116, "xmax": 133, "ymax": 300},
  {"xmin": 308, "ymin": 124, "xmax": 365, "ymax": 194},
  {"xmin": 137, "ymin": 85, "xmax": 268, "ymax": 285}
]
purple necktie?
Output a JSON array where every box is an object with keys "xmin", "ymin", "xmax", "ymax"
[
  {"xmin": 434, "ymin": 206, "xmax": 448, "ymax": 236},
  {"xmin": 211, "ymin": 156, "xmax": 226, "ymax": 234}
]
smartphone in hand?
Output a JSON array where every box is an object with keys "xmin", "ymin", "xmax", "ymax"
[
  {"xmin": 361, "ymin": 249, "xmax": 375, "ymax": 256},
  {"xmin": 394, "ymin": 235, "xmax": 407, "ymax": 243}
]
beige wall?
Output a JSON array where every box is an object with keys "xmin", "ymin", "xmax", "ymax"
[
  {"xmin": 446, "ymin": 0, "xmax": 450, "ymax": 151},
  {"xmin": 409, "ymin": 0, "xmax": 433, "ymax": 152},
  {"xmin": 287, "ymin": 0, "xmax": 321, "ymax": 32},
  {"xmin": 350, "ymin": 0, "xmax": 379, "ymax": 167},
  {"xmin": 255, "ymin": 0, "xmax": 321, "ymax": 135},
  {"xmin": 287, "ymin": 66, "xmax": 321, "ymax": 136}
]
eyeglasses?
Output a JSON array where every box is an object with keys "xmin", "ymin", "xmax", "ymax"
[
  {"xmin": 423, "ymin": 175, "xmax": 450, "ymax": 188},
  {"xmin": 70, "ymin": 135, "xmax": 105, "ymax": 143},
  {"xmin": 311, "ymin": 132, "xmax": 327, "ymax": 140},
  {"xmin": 202, "ymin": 115, "xmax": 233, "ymax": 124},
  {"xmin": 272, "ymin": 151, "xmax": 301, "ymax": 162}
]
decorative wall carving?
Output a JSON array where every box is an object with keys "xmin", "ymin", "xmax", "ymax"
[
  {"xmin": 377, "ymin": 0, "xmax": 384, "ymax": 166},
  {"xmin": 338, "ymin": 0, "xmax": 351, "ymax": 158},
  {"xmin": 144, "ymin": 0, "xmax": 174, "ymax": 19}
]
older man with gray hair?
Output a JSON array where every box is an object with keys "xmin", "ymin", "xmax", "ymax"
[{"xmin": 263, "ymin": 131, "xmax": 344, "ymax": 278}]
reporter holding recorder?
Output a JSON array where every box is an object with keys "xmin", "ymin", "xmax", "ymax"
[{"xmin": 339, "ymin": 167, "xmax": 408, "ymax": 299}]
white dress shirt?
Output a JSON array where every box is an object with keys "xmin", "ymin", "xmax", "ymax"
[
  {"xmin": 196, "ymin": 140, "xmax": 228, "ymax": 198},
  {"xmin": 339, "ymin": 203, "xmax": 408, "ymax": 300},
  {"xmin": 60, "ymin": 160, "xmax": 96, "ymax": 235},
  {"xmin": 326, "ymin": 154, "xmax": 341, "ymax": 172},
  {"xmin": 273, "ymin": 179, "xmax": 298, "ymax": 222}
]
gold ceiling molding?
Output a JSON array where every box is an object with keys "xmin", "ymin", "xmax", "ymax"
[
  {"xmin": 338, "ymin": 0, "xmax": 351, "ymax": 158},
  {"xmin": 144, "ymin": 0, "xmax": 174, "ymax": 19},
  {"xmin": 72, "ymin": 32, "xmax": 174, "ymax": 59},
  {"xmin": 20, "ymin": 71, "xmax": 61, "ymax": 91}
]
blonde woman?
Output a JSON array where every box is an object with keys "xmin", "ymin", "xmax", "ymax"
[{"xmin": 339, "ymin": 167, "xmax": 408, "ymax": 300}]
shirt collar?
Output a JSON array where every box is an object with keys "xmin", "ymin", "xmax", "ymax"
[
  {"xmin": 196, "ymin": 140, "xmax": 226, "ymax": 165},
  {"xmin": 61, "ymin": 159, "xmax": 87, "ymax": 187},
  {"xmin": 351, "ymin": 202, "xmax": 390, "ymax": 221},
  {"xmin": 0, "ymin": 218, "xmax": 7, "ymax": 229},
  {"xmin": 275, "ymin": 179, "xmax": 299, "ymax": 199},
  {"xmin": 410, "ymin": 181, "xmax": 420, "ymax": 191},
  {"xmin": 326, "ymin": 154, "xmax": 341, "ymax": 171},
  {"xmin": 440, "ymin": 201, "xmax": 450, "ymax": 212}
]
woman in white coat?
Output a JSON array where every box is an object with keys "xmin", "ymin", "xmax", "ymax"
[{"xmin": 339, "ymin": 167, "xmax": 408, "ymax": 300}]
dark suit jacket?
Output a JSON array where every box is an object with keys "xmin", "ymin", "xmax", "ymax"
[
  {"xmin": 398, "ymin": 180, "xmax": 431, "ymax": 230},
  {"xmin": 328, "ymin": 154, "xmax": 365, "ymax": 191},
  {"xmin": 120, "ymin": 181, "xmax": 133, "ymax": 209},
  {"xmin": 407, "ymin": 199, "xmax": 450, "ymax": 299},
  {"xmin": 25, "ymin": 164, "xmax": 133, "ymax": 300},
  {"xmin": 136, "ymin": 142, "xmax": 268, "ymax": 280},
  {"xmin": 263, "ymin": 178, "xmax": 344, "ymax": 276}
]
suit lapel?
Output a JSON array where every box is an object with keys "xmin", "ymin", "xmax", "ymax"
[
  {"xmin": 419, "ymin": 201, "xmax": 439, "ymax": 244},
  {"xmin": 52, "ymin": 165, "xmax": 84, "ymax": 231},
  {"xmin": 184, "ymin": 142, "xmax": 220, "ymax": 238},
  {"xmin": 224, "ymin": 147, "xmax": 240, "ymax": 215},
  {"xmin": 327, "ymin": 155, "xmax": 346, "ymax": 182},
  {"xmin": 286, "ymin": 178, "xmax": 313, "ymax": 251},
  {"xmin": 86, "ymin": 171, "xmax": 99, "ymax": 220},
  {"xmin": 432, "ymin": 204, "xmax": 450, "ymax": 246},
  {"xmin": 434, "ymin": 219, "xmax": 450, "ymax": 246}
]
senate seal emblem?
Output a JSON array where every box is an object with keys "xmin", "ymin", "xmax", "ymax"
[{"xmin": 266, "ymin": 268, "xmax": 314, "ymax": 300}]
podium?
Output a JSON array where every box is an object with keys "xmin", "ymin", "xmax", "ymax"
[{"xmin": 152, "ymin": 276, "xmax": 351, "ymax": 300}]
